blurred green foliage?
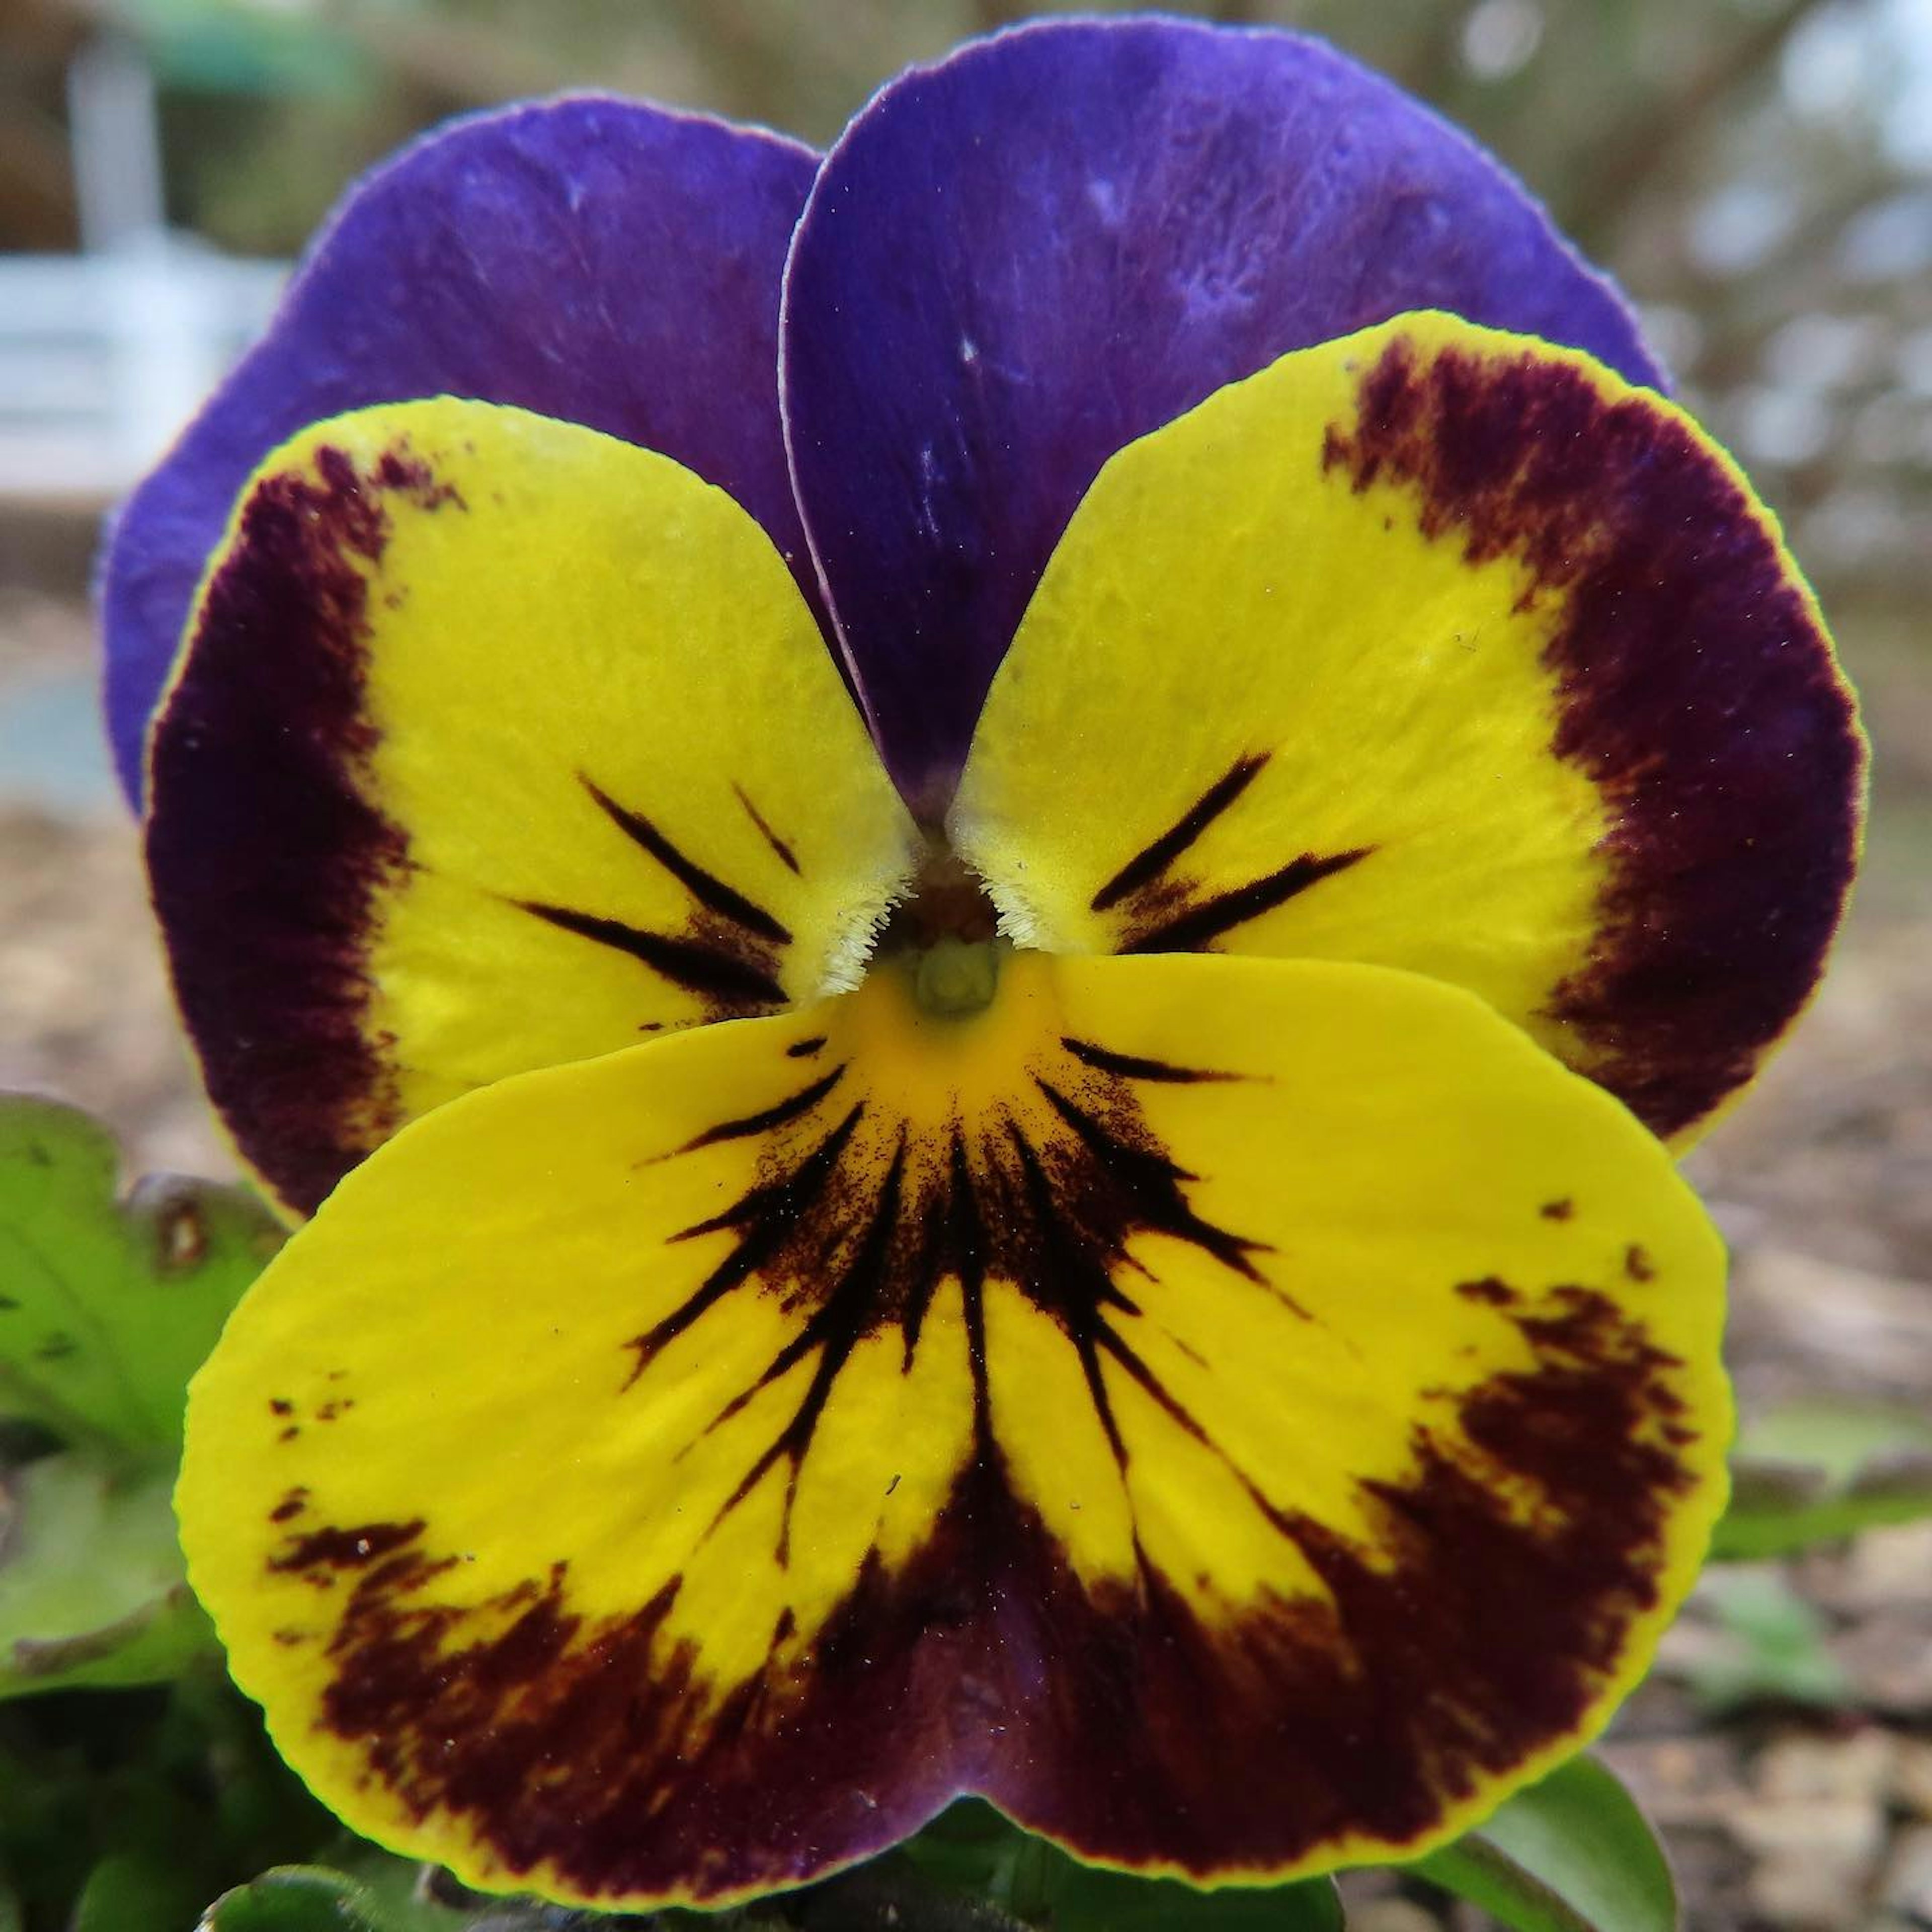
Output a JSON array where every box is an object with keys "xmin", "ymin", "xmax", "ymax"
[
  {"xmin": 1717, "ymin": 1398, "xmax": 1932, "ymax": 1560},
  {"xmin": 1678, "ymin": 1566, "xmax": 1857, "ymax": 1714}
]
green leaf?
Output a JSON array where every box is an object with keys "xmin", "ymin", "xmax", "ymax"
[
  {"xmin": 1714, "ymin": 1398, "xmax": 1932, "ymax": 1558},
  {"xmin": 318, "ymin": 1848, "xmax": 510, "ymax": 1930},
  {"xmin": 0, "ymin": 1095, "xmax": 283, "ymax": 1460},
  {"xmin": 1412, "ymin": 1753, "xmax": 1676, "ymax": 1932},
  {"xmin": 903, "ymin": 1799, "xmax": 1345, "ymax": 1929},
  {"xmin": 1022, "ymin": 1855, "xmax": 1346, "ymax": 1931},
  {"xmin": 202, "ymin": 1851, "xmax": 641, "ymax": 1930},
  {"xmin": 201, "ymin": 1857, "xmax": 516, "ymax": 1932},
  {"xmin": 199, "ymin": 1867, "xmax": 387, "ymax": 1932},
  {"xmin": 899, "ymin": 1798, "xmax": 1036, "ymax": 1901},
  {"xmin": 0, "ymin": 1452, "xmax": 213, "ymax": 1696}
]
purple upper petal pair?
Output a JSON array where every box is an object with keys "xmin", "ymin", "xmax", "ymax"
[{"xmin": 102, "ymin": 15, "xmax": 1660, "ymax": 814}]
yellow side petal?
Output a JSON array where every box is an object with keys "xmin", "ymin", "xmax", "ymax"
[
  {"xmin": 951, "ymin": 311, "xmax": 1863, "ymax": 1144},
  {"xmin": 146, "ymin": 399, "xmax": 918, "ymax": 1215},
  {"xmin": 181, "ymin": 948, "xmax": 1725, "ymax": 1906}
]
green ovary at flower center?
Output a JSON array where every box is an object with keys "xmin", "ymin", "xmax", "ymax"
[
  {"xmin": 912, "ymin": 937, "xmax": 1002, "ymax": 1015},
  {"xmin": 872, "ymin": 842, "xmax": 1006, "ymax": 1018}
]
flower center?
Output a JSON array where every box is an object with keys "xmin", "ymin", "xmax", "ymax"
[{"xmin": 876, "ymin": 844, "xmax": 1004, "ymax": 1018}]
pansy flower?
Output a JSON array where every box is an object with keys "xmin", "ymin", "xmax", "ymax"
[{"xmin": 108, "ymin": 16, "xmax": 1863, "ymax": 1912}]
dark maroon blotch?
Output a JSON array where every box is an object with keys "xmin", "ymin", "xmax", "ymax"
[
  {"xmin": 1323, "ymin": 338, "xmax": 1862, "ymax": 1137},
  {"xmin": 146, "ymin": 442, "xmax": 461, "ymax": 1214},
  {"xmin": 283, "ymin": 1276, "xmax": 1694, "ymax": 1901}
]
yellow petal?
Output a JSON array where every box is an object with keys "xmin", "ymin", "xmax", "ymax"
[
  {"xmin": 180, "ymin": 948, "xmax": 1726, "ymax": 1905},
  {"xmin": 951, "ymin": 311, "xmax": 1863, "ymax": 1144},
  {"xmin": 146, "ymin": 399, "xmax": 918, "ymax": 1215}
]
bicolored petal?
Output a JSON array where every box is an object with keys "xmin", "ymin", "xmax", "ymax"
[
  {"xmin": 781, "ymin": 17, "xmax": 1663, "ymax": 813},
  {"xmin": 952, "ymin": 313, "xmax": 1864, "ymax": 1143},
  {"xmin": 180, "ymin": 949, "xmax": 1726, "ymax": 1907},
  {"xmin": 103, "ymin": 96, "xmax": 819, "ymax": 801},
  {"xmin": 145, "ymin": 398, "xmax": 916, "ymax": 1218}
]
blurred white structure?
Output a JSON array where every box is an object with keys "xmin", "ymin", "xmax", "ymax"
[{"xmin": 0, "ymin": 36, "xmax": 285, "ymax": 506}]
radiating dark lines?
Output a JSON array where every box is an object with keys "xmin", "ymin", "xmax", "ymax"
[
  {"xmin": 735, "ymin": 784, "xmax": 801, "ymax": 874},
  {"xmin": 628, "ymin": 1032, "xmax": 1280, "ymax": 1553},
  {"xmin": 1118, "ymin": 849, "xmax": 1372, "ymax": 954},
  {"xmin": 518, "ymin": 901, "xmax": 786, "ymax": 1008},
  {"xmin": 903, "ymin": 1129, "xmax": 981, "ymax": 1369},
  {"xmin": 1032, "ymin": 1077, "xmax": 1270, "ymax": 1287},
  {"xmin": 514, "ymin": 774, "xmax": 804, "ymax": 1020},
  {"xmin": 1061, "ymin": 1037, "xmax": 1242, "ymax": 1084},
  {"xmin": 1007, "ymin": 1121, "xmax": 1139, "ymax": 1465},
  {"xmin": 679, "ymin": 1065, "xmax": 846, "ymax": 1153},
  {"xmin": 1092, "ymin": 754, "xmax": 1270, "ymax": 912},
  {"xmin": 1090, "ymin": 752, "xmax": 1375, "ymax": 955},
  {"xmin": 711, "ymin": 1139, "xmax": 911, "ymax": 1562},
  {"xmin": 625, "ymin": 1100, "xmax": 869, "ymax": 1403},
  {"xmin": 583, "ymin": 776, "xmax": 790, "ymax": 943}
]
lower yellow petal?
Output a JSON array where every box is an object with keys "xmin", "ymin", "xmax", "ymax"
[{"xmin": 179, "ymin": 950, "xmax": 1726, "ymax": 1905}]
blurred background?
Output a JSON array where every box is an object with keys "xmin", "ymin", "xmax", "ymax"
[{"xmin": 0, "ymin": 2, "xmax": 1926, "ymax": 1926}]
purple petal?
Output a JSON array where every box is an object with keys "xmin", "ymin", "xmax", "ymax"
[
  {"xmin": 781, "ymin": 18, "xmax": 1664, "ymax": 815},
  {"xmin": 102, "ymin": 95, "xmax": 818, "ymax": 802}
]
